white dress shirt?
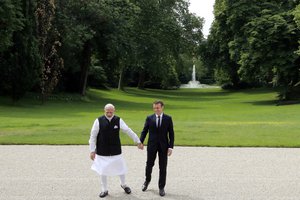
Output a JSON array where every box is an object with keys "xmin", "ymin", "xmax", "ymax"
[
  {"xmin": 89, "ymin": 116, "xmax": 141, "ymax": 152},
  {"xmin": 155, "ymin": 113, "xmax": 163, "ymax": 127}
]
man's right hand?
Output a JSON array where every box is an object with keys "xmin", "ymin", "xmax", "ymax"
[
  {"xmin": 90, "ymin": 152, "xmax": 96, "ymax": 160},
  {"xmin": 138, "ymin": 143, "xmax": 144, "ymax": 150}
]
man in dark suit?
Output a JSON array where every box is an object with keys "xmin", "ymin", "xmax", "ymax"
[{"xmin": 139, "ymin": 100, "xmax": 174, "ymax": 196}]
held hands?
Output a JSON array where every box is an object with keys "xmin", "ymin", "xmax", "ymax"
[
  {"xmin": 90, "ymin": 152, "xmax": 96, "ymax": 160},
  {"xmin": 138, "ymin": 143, "xmax": 144, "ymax": 150}
]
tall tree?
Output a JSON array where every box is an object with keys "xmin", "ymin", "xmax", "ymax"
[
  {"xmin": 36, "ymin": 0, "xmax": 63, "ymax": 102},
  {"xmin": 205, "ymin": 0, "xmax": 300, "ymax": 99},
  {"xmin": 238, "ymin": 1, "xmax": 300, "ymax": 99},
  {"xmin": 56, "ymin": 0, "xmax": 137, "ymax": 94},
  {"xmin": 55, "ymin": 0, "xmax": 106, "ymax": 95},
  {"xmin": 100, "ymin": 0, "xmax": 139, "ymax": 91},
  {"xmin": 204, "ymin": 0, "xmax": 264, "ymax": 87},
  {"xmin": 133, "ymin": 0, "xmax": 203, "ymax": 89},
  {"xmin": 0, "ymin": 0, "xmax": 41, "ymax": 101}
]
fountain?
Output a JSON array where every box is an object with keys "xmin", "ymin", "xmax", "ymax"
[{"xmin": 180, "ymin": 64, "xmax": 219, "ymax": 88}]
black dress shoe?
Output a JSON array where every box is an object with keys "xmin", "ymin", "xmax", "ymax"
[
  {"xmin": 121, "ymin": 185, "xmax": 131, "ymax": 194},
  {"xmin": 99, "ymin": 191, "xmax": 108, "ymax": 198},
  {"xmin": 159, "ymin": 188, "xmax": 165, "ymax": 196},
  {"xmin": 142, "ymin": 181, "xmax": 150, "ymax": 191}
]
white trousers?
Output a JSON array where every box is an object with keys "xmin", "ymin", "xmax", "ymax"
[{"xmin": 100, "ymin": 174, "xmax": 126, "ymax": 192}]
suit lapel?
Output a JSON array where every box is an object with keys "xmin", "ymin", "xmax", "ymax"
[
  {"xmin": 161, "ymin": 114, "xmax": 167, "ymax": 128},
  {"xmin": 151, "ymin": 114, "xmax": 156, "ymax": 127}
]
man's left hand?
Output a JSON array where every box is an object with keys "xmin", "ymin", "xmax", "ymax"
[{"xmin": 168, "ymin": 148, "xmax": 172, "ymax": 156}]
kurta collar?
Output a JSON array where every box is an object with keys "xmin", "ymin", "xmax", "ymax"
[{"xmin": 105, "ymin": 115, "xmax": 115, "ymax": 122}]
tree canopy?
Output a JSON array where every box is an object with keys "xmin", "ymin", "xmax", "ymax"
[
  {"xmin": 202, "ymin": 0, "xmax": 300, "ymax": 100},
  {"xmin": 1, "ymin": 0, "xmax": 300, "ymax": 101},
  {"xmin": 0, "ymin": 0, "xmax": 204, "ymax": 101}
]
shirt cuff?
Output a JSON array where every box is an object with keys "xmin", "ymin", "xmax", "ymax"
[{"xmin": 90, "ymin": 149, "xmax": 96, "ymax": 153}]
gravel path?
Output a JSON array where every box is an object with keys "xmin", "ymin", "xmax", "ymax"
[{"xmin": 1, "ymin": 146, "xmax": 300, "ymax": 200}]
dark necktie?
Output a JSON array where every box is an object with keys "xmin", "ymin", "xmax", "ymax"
[{"xmin": 157, "ymin": 115, "xmax": 161, "ymax": 128}]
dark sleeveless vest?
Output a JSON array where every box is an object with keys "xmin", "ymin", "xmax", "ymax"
[{"xmin": 96, "ymin": 115, "xmax": 121, "ymax": 156}]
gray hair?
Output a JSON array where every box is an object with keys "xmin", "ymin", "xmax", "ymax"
[{"xmin": 104, "ymin": 103, "xmax": 115, "ymax": 110}]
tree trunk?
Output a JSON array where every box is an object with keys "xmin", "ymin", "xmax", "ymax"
[
  {"xmin": 79, "ymin": 41, "xmax": 92, "ymax": 96},
  {"xmin": 118, "ymin": 67, "xmax": 124, "ymax": 91},
  {"xmin": 230, "ymin": 63, "xmax": 240, "ymax": 88},
  {"xmin": 137, "ymin": 69, "xmax": 145, "ymax": 89}
]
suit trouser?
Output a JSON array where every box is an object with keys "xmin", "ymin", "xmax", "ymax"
[{"xmin": 145, "ymin": 145, "xmax": 168, "ymax": 189}]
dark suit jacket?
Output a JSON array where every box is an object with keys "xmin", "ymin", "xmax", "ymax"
[{"xmin": 140, "ymin": 113, "xmax": 174, "ymax": 151}]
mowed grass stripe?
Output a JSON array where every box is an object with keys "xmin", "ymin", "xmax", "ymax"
[{"xmin": 0, "ymin": 87, "xmax": 299, "ymax": 147}]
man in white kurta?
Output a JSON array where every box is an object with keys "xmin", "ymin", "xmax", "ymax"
[{"xmin": 89, "ymin": 103, "xmax": 143, "ymax": 198}]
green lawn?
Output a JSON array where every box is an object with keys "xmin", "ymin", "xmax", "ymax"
[{"xmin": 0, "ymin": 87, "xmax": 300, "ymax": 147}]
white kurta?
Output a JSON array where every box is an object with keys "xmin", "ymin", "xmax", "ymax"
[{"xmin": 89, "ymin": 116, "xmax": 141, "ymax": 176}]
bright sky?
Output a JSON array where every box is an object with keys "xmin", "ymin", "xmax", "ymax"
[{"xmin": 188, "ymin": 0, "xmax": 215, "ymax": 37}]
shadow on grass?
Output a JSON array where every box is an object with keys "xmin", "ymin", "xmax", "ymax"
[
  {"xmin": 88, "ymin": 91, "xmax": 204, "ymax": 111},
  {"xmin": 123, "ymin": 88, "xmax": 232, "ymax": 102},
  {"xmin": 243, "ymin": 100, "xmax": 279, "ymax": 106},
  {"xmin": 228, "ymin": 87, "xmax": 280, "ymax": 95},
  {"xmin": 244, "ymin": 99, "xmax": 300, "ymax": 106}
]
